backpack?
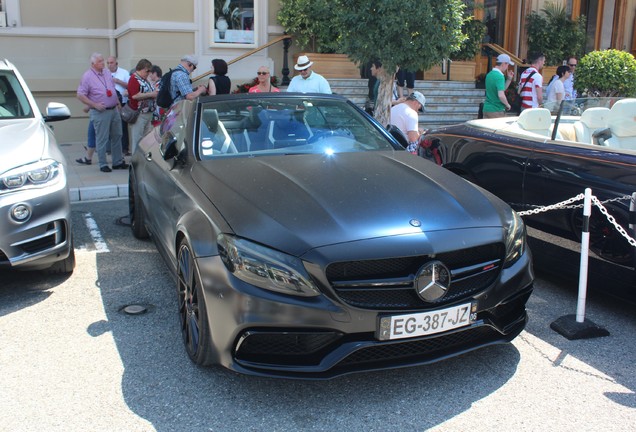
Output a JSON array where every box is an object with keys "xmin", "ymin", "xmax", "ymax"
[
  {"xmin": 508, "ymin": 70, "xmax": 536, "ymax": 114},
  {"xmin": 156, "ymin": 68, "xmax": 187, "ymax": 109}
]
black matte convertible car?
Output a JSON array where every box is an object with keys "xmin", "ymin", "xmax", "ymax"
[
  {"xmin": 422, "ymin": 98, "xmax": 636, "ymax": 302},
  {"xmin": 129, "ymin": 93, "xmax": 533, "ymax": 378}
]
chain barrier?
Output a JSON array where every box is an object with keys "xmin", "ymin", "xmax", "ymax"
[{"xmin": 516, "ymin": 193, "xmax": 636, "ymax": 247}]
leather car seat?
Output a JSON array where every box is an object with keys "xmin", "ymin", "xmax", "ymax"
[
  {"xmin": 605, "ymin": 99, "xmax": 636, "ymax": 150},
  {"xmin": 517, "ymin": 108, "xmax": 552, "ymax": 137},
  {"xmin": 573, "ymin": 107, "xmax": 610, "ymax": 145}
]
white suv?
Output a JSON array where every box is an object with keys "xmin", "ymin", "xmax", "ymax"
[{"xmin": 0, "ymin": 59, "xmax": 74, "ymax": 273}]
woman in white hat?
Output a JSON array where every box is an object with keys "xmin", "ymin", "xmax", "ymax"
[{"xmin": 286, "ymin": 55, "xmax": 332, "ymax": 94}]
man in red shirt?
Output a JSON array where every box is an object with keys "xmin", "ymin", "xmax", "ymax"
[{"xmin": 519, "ymin": 52, "xmax": 545, "ymax": 110}]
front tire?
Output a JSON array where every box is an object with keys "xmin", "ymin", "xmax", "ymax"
[
  {"xmin": 176, "ymin": 239, "xmax": 215, "ymax": 366},
  {"xmin": 129, "ymin": 171, "xmax": 149, "ymax": 239},
  {"xmin": 45, "ymin": 241, "xmax": 76, "ymax": 275}
]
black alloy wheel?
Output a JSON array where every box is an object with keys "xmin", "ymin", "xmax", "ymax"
[
  {"xmin": 176, "ymin": 239, "xmax": 214, "ymax": 365},
  {"xmin": 128, "ymin": 172, "xmax": 149, "ymax": 239}
]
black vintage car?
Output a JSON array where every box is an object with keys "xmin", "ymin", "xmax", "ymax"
[
  {"xmin": 129, "ymin": 93, "xmax": 533, "ymax": 378},
  {"xmin": 422, "ymin": 98, "xmax": 636, "ymax": 302}
]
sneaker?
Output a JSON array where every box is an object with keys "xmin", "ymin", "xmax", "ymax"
[
  {"xmin": 100, "ymin": 166, "xmax": 112, "ymax": 173},
  {"xmin": 112, "ymin": 162, "xmax": 129, "ymax": 170},
  {"xmin": 76, "ymin": 157, "xmax": 92, "ymax": 165}
]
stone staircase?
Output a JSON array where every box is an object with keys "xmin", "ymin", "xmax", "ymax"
[{"xmin": 327, "ymin": 78, "xmax": 485, "ymax": 129}]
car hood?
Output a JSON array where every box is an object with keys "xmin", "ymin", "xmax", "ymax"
[
  {"xmin": 192, "ymin": 152, "xmax": 506, "ymax": 256},
  {"xmin": 0, "ymin": 119, "xmax": 47, "ymax": 173}
]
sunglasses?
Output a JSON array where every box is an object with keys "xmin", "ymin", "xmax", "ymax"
[
  {"xmin": 568, "ymin": 63, "xmax": 577, "ymax": 67},
  {"xmin": 188, "ymin": 62, "xmax": 196, "ymax": 70},
  {"xmin": 257, "ymin": 71, "xmax": 269, "ymax": 75}
]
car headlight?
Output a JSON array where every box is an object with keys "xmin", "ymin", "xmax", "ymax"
[
  {"xmin": 1, "ymin": 159, "xmax": 61, "ymax": 192},
  {"xmin": 503, "ymin": 209, "xmax": 526, "ymax": 267},
  {"xmin": 217, "ymin": 234, "xmax": 320, "ymax": 297}
]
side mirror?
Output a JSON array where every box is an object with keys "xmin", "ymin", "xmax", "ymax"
[
  {"xmin": 160, "ymin": 133, "xmax": 179, "ymax": 160},
  {"xmin": 386, "ymin": 124, "xmax": 409, "ymax": 149},
  {"xmin": 43, "ymin": 102, "xmax": 71, "ymax": 122}
]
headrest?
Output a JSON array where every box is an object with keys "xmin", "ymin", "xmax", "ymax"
[
  {"xmin": 579, "ymin": 107, "xmax": 610, "ymax": 129},
  {"xmin": 517, "ymin": 108, "xmax": 551, "ymax": 131},
  {"xmin": 248, "ymin": 106, "xmax": 263, "ymax": 128},
  {"xmin": 607, "ymin": 99, "xmax": 636, "ymax": 138},
  {"xmin": 202, "ymin": 109, "xmax": 219, "ymax": 133}
]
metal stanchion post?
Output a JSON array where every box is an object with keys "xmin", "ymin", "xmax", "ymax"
[
  {"xmin": 576, "ymin": 188, "xmax": 591, "ymax": 323},
  {"xmin": 550, "ymin": 188, "xmax": 609, "ymax": 339},
  {"xmin": 630, "ymin": 192, "xmax": 636, "ymax": 272}
]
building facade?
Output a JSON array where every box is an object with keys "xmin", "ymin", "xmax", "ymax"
[{"xmin": 1, "ymin": 0, "xmax": 635, "ymax": 142}]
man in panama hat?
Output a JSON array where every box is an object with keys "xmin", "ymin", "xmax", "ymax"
[{"xmin": 286, "ymin": 54, "xmax": 332, "ymax": 94}]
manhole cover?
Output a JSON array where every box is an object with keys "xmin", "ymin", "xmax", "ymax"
[{"xmin": 123, "ymin": 304, "xmax": 147, "ymax": 315}]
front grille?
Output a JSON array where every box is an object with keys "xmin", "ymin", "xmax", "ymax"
[
  {"xmin": 235, "ymin": 330, "xmax": 343, "ymax": 366},
  {"xmin": 326, "ymin": 244, "xmax": 504, "ymax": 310},
  {"xmin": 338, "ymin": 326, "xmax": 502, "ymax": 367}
]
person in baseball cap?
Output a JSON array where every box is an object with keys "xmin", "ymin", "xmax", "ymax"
[
  {"xmin": 390, "ymin": 90, "xmax": 427, "ymax": 152},
  {"xmin": 406, "ymin": 91, "xmax": 426, "ymax": 112},
  {"xmin": 286, "ymin": 54, "xmax": 332, "ymax": 94},
  {"xmin": 482, "ymin": 53, "xmax": 516, "ymax": 118}
]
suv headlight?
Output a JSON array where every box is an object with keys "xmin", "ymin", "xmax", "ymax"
[
  {"xmin": 217, "ymin": 234, "xmax": 320, "ymax": 297},
  {"xmin": 503, "ymin": 209, "xmax": 526, "ymax": 267},
  {"xmin": 1, "ymin": 159, "xmax": 62, "ymax": 192}
]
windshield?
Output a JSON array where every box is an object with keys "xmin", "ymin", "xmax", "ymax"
[
  {"xmin": 196, "ymin": 96, "xmax": 397, "ymax": 158},
  {"xmin": 0, "ymin": 71, "xmax": 34, "ymax": 118}
]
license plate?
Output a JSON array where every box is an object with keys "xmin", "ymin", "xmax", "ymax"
[{"xmin": 377, "ymin": 303, "xmax": 473, "ymax": 341}]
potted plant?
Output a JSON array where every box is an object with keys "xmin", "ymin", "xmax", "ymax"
[
  {"xmin": 574, "ymin": 49, "xmax": 636, "ymax": 97},
  {"xmin": 278, "ymin": 0, "xmax": 360, "ymax": 78},
  {"xmin": 277, "ymin": 0, "xmax": 344, "ymax": 54},
  {"xmin": 526, "ymin": 2, "xmax": 586, "ymax": 79},
  {"xmin": 425, "ymin": 17, "xmax": 487, "ymax": 82}
]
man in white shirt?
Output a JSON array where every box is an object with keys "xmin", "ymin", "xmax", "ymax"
[
  {"xmin": 287, "ymin": 55, "xmax": 332, "ymax": 94},
  {"xmin": 107, "ymin": 56, "xmax": 131, "ymax": 154},
  {"xmin": 390, "ymin": 91, "xmax": 426, "ymax": 152},
  {"xmin": 563, "ymin": 56, "xmax": 577, "ymax": 100}
]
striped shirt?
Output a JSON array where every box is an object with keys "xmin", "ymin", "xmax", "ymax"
[{"xmin": 519, "ymin": 67, "xmax": 543, "ymax": 109}]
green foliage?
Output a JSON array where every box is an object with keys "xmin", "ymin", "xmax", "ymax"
[
  {"xmin": 337, "ymin": 0, "xmax": 467, "ymax": 73},
  {"xmin": 451, "ymin": 17, "xmax": 487, "ymax": 61},
  {"xmin": 277, "ymin": 0, "xmax": 344, "ymax": 53},
  {"xmin": 526, "ymin": 2, "xmax": 586, "ymax": 66},
  {"xmin": 575, "ymin": 50, "xmax": 636, "ymax": 97}
]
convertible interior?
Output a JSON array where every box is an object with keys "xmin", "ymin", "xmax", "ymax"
[
  {"xmin": 466, "ymin": 98, "xmax": 636, "ymax": 149},
  {"xmin": 197, "ymin": 98, "xmax": 395, "ymax": 158}
]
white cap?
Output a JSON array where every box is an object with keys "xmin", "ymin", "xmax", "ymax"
[
  {"xmin": 407, "ymin": 91, "xmax": 426, "ymax": 111},
  {"xmin": 496, "ymin": 54, "xmax": 514, "ymax": 65}
]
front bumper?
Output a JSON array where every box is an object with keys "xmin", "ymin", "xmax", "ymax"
[
  {"xmin": 198, "ymin": 247, "xmax": 534, "ymax": 379},
  {"xmin": 0, "ymin": 174, "xmax": 73, "ymax": 270}
]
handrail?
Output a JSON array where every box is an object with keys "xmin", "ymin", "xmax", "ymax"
[
  {"xmin": 191, "ymin": 34, "xmax": 293, "ymax": 83},
  {"xmin": 483, "ymin": 43, "xmax": 528, "ymax": 67}
]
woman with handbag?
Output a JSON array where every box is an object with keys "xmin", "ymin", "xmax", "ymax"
[{"xmin": 127, "ymin": 58, "xmax": 158, "ymax": 154}]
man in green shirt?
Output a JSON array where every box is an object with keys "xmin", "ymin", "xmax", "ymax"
[{"xmin": 483, "ymin": 54, "xmax": 515, "ymax": 118}]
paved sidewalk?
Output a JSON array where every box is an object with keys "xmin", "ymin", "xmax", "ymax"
[{"xmin": 61, "ymin": 142, "xmax": 129, "ymax": 202}]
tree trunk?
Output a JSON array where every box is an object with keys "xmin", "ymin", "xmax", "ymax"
[{"xmin": 373, "ymin": 68, "xmax": 396, "ymax": 128}]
